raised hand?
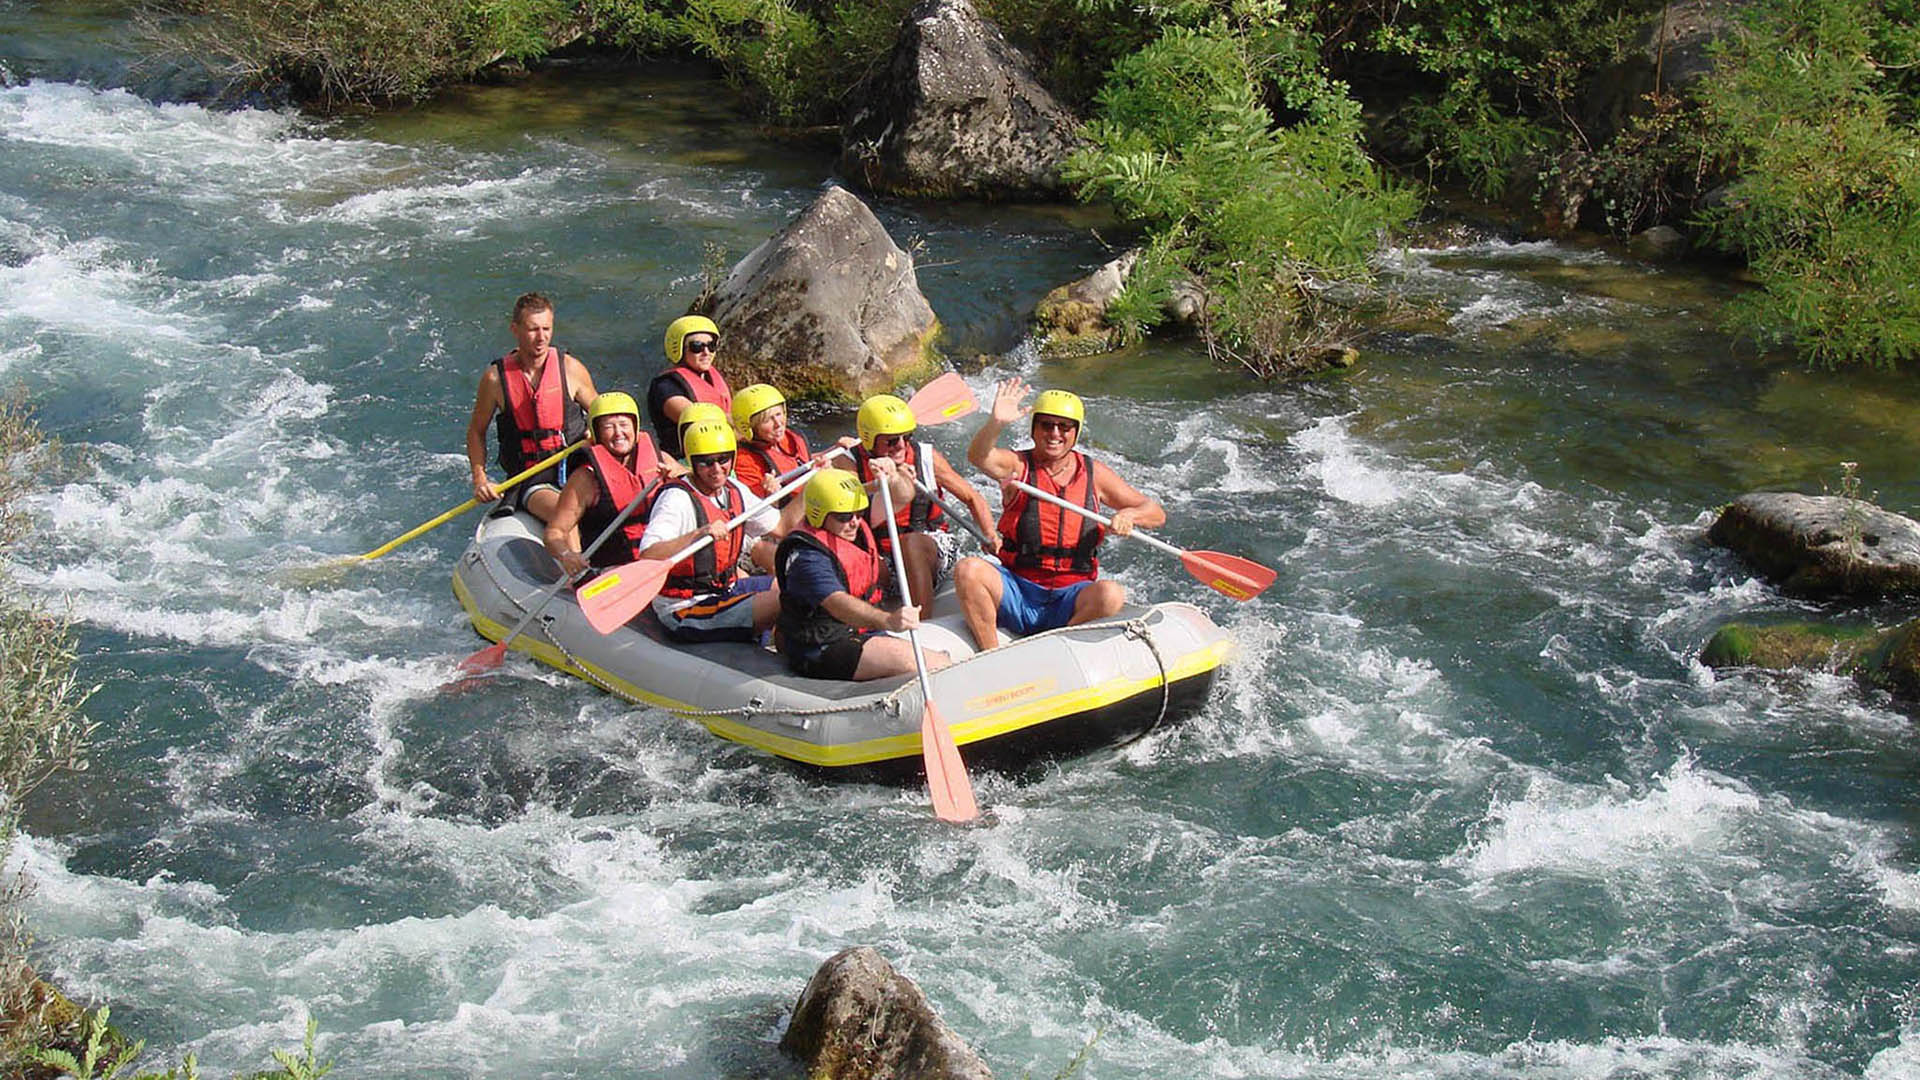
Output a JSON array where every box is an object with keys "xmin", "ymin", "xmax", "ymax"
[{"xmin": 990, "ymin": 377, "xmax": 1030, "ymax": 425}]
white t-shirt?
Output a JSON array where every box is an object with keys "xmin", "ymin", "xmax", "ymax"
[{"xmin": 640, "ymin": 477, "xmax": 779, "ymax": 614}]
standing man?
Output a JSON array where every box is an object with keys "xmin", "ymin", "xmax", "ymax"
[
  {"xmin": 635, "ymin": 419, "xmax": 790, "ymax": 643},
  {"xmin": 544, "ymin": 392, "xmax": 666, "ymax": 575},
  {"xmin": 466, "ymin": 292, "xmax": 598, "ymax": 523},
  {"xmin": 848, "ymin": 393, "xmax": 998, "ymax": 615},
  {"xmin": 951, "ymin": 378, "xmax": 1165, "ymax": 651},
  {"xmin": 774, "ymin": 470, "xmax": 950, "ymax": 680},
  {"xmin": 647, "ymin": 315, "xmax": 732, "ymax": 459}
]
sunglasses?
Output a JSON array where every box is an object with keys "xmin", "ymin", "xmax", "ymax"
[
  {"xmin": 873, "ymin": 432, "xmax": 913, "ymax": 448},
  {"xmin": 1034, "ymin": 418, "xmax": 1078, "ymax": 433},
  {"xmin": 683, "ymin": 339, "xmax": 717, "ymax": 355},
  {"xmin": 691, "ymin": 452, "xmax": 734, "ymax": 468}
]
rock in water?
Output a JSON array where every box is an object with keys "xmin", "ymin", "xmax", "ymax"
[
  {"xmin": 781, "ymin": 946, "xmax": 994, "ymax": 1080},
  {"xmin": 1708, "ymin": 493, "xmax": 1920, "ymax": 598},
  {"xmin": 709, "ymin": 186, "xmax": 940, "ymax": 399},
  {"xmin": 840, "ymin": 0, "xmax": 1079, "ymax": 200}
]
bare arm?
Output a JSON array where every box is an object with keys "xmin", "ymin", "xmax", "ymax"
[
  {"xmin": 565, "ymin": 354, "xmax": 598, "ymax": 407},
  {"xmin": 543, "ymin": 469, "xmax": 598, "ymax": 575},
  {"xmin": 1092, "ymin": 461, "xmax": 1165, "ymax": 536},
  {"xmin": 932, "ymin": 448, "xmax": 1000, "ymax": 553},
  {"xmin": 967, "ymin": 376, "xmax": 1030, "ymax": 479},
  {"xmin": 466, "ymin": 369, "xmax": 503, "ymax": 502},
  {"xmin": 822, "ymin": 591, "xmax": 920, "ymax": 633}
]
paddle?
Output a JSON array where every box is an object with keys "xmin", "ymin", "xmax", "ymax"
[
  {"xmin": 876, "ymin": 471, "xmax": 979, "ymax": 824},
  {"xmin": 904, "ymin": 370, "xmax": 977, "ymax": 426},
  {"xmin": 908, "ymin": 474, "xmax": 994, "ymax": 549},
  {"xmin": 293, "ymin": 440, "xmax": 586, "ymax": 584},
  {"xmin": 455, "ymin": 439, "xmax": 660, "ymax": 674},
  {"xmin": 1004, "ymin": 477, "xmax": 1276, "ymax": 601},
  {"xmin": 576, "ymin": 448, "xmax": 849, "ymax": 634}
]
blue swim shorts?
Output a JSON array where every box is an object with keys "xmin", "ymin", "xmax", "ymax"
[{"xmin": 992, "ymin": 562, "xmax": 1089, "ymax": 636}]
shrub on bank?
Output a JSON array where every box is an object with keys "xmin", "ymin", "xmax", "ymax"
[{"xmin": 1063, "ymin": 16, "xmax": 1416, "ymax": 376}]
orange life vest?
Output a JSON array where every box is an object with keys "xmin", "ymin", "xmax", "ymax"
[
  {"xmin": 738, "ymin": 428, "xmax": 811, "ymax": 503},
  {"xmin": 581, "ymin": 442, "xmax": 660, "ymax": 569},
  {"xmin": 997, "ymin": 449, "xmax": 1103, "ymax": 588},
  {"xmin": 851, "ymin": 441, "xmax": 945, "ymax": 551},
  {"xmin": 657, "ymin": 477, "xmax": 747, "ymax": 599},
  {"xmin": 492, "ymin": 348, "xmax": 583, "ymax": 474}
]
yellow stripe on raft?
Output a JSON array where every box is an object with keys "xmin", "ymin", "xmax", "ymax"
[{"xmin": 453, "ymin": 573, "xmax": 1231, "ymax": 767}]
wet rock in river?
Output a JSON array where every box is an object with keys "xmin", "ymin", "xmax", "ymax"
[
  {"xmin": 707, "ymin": 185, "xmax": 940, "ymax": 400},
  {"xmin": 1701, "ymin": 617, "xmax": 1920, "ymax": 702},
  {"xmin": 1630, "ymin": 225, "xmax": 1689, "ymax": 262},
  {"xmin": 840, "ymin": 0, "xmax": 1079, "ymax": 201},
  {"xmin": 781, "ymin": 946, "xmax": 993, "ymax": 1080},
  {"xmin": 1708, "ymin": 493, "xmax": 1920, "ymax": 598},
  {"xmin": 1031, "ymin": 248, "xmax": 1204, "ymax": 358}
]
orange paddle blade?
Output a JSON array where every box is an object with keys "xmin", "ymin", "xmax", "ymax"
[
  {"xmin": 921, "ymin": 704, "xmax": 979, "ymax": 824},
  {"xmin": 905, "ymin": 372, "xmax": 977, "ymax": 426},
  {"xmin": 1179, "ymin": 549, "xmax": 1276, "ymax": 601},
  {"xmin": 456, "ymin": 640, "xmax": 510, "ymax": 675},
  {"xmin": 578, "ymin": 559, "xmax": 674, "ymax": 634}
]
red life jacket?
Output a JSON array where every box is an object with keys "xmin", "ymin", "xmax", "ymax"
[
  {"xmin": 492, "ymin": 348, "xmax": 581, "ymax": 474},
  {"xmin": 646, "ymin": 365, "xmax": 734, "ymax": 457},
  {"xmin": 656, "ymin": 477, "xmax": 747, "ymax": 599},
  {"xmin": 581, "ymin": 442, "xmax": 660, "ymax": 569},
  {"xmin": 852, "ymin": 442, "xmax": 945, "ymax": 550},
  {"xmin": 774, "ymin": 519, "xmax": 885, "ymax": 650},
  {"xmin": 998, "ymin": 449, "xmax": 1103, "ymax": 588},
  {"xmin": 738, "ymin": 428, "xmax": 811, "ymax": 503}
]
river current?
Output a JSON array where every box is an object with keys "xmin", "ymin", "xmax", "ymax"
[{"xmin": 2, "ymin": 16, "xmax": 1919, "ymax": 1080}]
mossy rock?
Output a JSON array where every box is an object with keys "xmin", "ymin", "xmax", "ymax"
[
  {"xmin": 1854, "ymin": 618, "xmax": 1920, "ymax": 700},
  {"xmin": 1700, "ymin": 621, "xmax": 1879, "ymax": 671}
]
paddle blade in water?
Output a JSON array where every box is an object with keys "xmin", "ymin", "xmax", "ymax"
[
  {"xmin": 456, "ymin": 640, "xmax": 510, "ymax": 675},
  {"xmin": 906, "ymin": 372, "xmax": 977, "ymax": 426},
  {"xmin": 578, "ymin": 559, "xmax": 673, "ymax": 635},
  {"xmin": 279, "ymin": 556, "xmax": 363, "ymax": 588},
  {"xmin": 921, "ymin": 704, "xmax": 979, "ymax": 824},
  {"xmin": 1180, "ymin": 549, "xmax": 1276, "ymax": 601}
]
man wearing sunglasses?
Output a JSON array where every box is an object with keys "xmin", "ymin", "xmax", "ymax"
[
  {"xmin": 647, "ymin": 315, "xmax": 733, "ymax": 459},
  {"xmin": 635, "ymin": 418, "xmax": 794, "ymax": 643},
  {"xmin": 952, "ymin": 378, "xmax": 1164, "ymax": 651}
]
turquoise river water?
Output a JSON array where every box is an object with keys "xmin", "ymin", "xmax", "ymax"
[{"xmin": 2, "ymin": 7, "xmax": 1918, "ymax": 1078}]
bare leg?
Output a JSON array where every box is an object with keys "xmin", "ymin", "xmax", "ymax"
[
  {"xmin": 751, "ymin": 584, "xmax": 781, "ymax": 632},
  {"xmin": 901, "ymin": 532, "xmax": 938, "ymax": 614},
  {"xmin": 524, "ymin": 486, "xmax": 562, "ymax": 523},
  {"xmin": 1068, "ymin": 580, "xmax": 1126, "ymax": 625},
  {"xmin": 952, "ymin": 556, "xmax": 1005, "ymax": 651},
  {"xmin": 853, "ymin": 636, "xmax": 951, "ymax": 680}
]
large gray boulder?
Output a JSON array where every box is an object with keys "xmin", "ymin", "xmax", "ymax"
[
  {"xmin": 840, "ymin": 0, "xmax": 1079, "ymax": 200},
  {"xmin": 781, "ymin": 946, "xmax": 993, "ymax": 1080},
  {"xmin": 1708, "ymin": 492, "xmax": 1920, "ymax": 598},
  {"xmin": 709, "ymin": 185, "xmax": 940, "ymax": 400}
]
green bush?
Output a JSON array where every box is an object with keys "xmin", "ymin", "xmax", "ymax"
[
  {"xmin": 1065, "ymin": 17, "xmax": 1416, "ymax": 375},
  {"xmin": 1696, "ymin": 0, "xmax": 1920, "ymax": 367}
]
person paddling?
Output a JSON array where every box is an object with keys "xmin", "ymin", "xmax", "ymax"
[
  {"xmin": 646, "ymin": 315, "xmax": 732, "ymax": 459},
  {"xmin": 543, "ymin": 392, "xmax": 668, "ymax": 576},
  {"xmin": 731, "ymin": 383, "xmax": 859, "ymax": 502},
  {"xmin": 952, "ymin": 379, "xmax": 1164, "ymax": 651},
  {"xmin": 635, "ymin": 419, "xmax": 790, "ymax": 643},
  {"xmin": 774, "ymin": 470, "xmax": 951, "ymax": 680},
  {"xmin": 466, "ymin": 292, "xmax": 598, "ymax": 522},
  {"xmin": 847, "ymin": 393, "xmax": 998, "ymax": 615}
]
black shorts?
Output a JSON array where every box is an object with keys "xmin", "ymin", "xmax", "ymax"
[{"xmin": 784, "ymin": 632, "xmax": 873, "ymax": 680}]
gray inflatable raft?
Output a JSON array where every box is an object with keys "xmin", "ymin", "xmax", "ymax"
[{"xmin": 452, "ymin": 510, "xmax": 1232, "ymax": 775}]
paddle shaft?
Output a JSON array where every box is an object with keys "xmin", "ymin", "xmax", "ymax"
[
  {"xmin": 362, "ymin": 440, "xmax": 584, "ymax": 560},
  {"xmin": 656, "ymin": 446, "xmax": 849, "ymax": 570},
  {"xmin": 1003, "ymin": 477, "xmax": 1185, "ymax": 560},
  {"xmin": 874, "ymin": 477, "xmax": 937, "ymax": 702},
  {"xmin": 909, "ymin": 474, "xmax": 994, "ymax": 549}
]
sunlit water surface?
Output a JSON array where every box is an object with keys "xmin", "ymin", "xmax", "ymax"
[{"xmin": 2, "ymin": 23, "xmax": 1918, "ymax": 1080}]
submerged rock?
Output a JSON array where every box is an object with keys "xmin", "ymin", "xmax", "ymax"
[
  {"xmin": 782, "ymin": 946, "xmax": 993, "ymax": 1079},
  {"xmin": 1701, "ymin": 617, "xmax": 1920, "ymax": 701},
  {"xmin": 1708, "ymin": 493, "xmax": 1920, "ymax": 598},
  {"xmin": 708, "ymin": 186, "xmax": 940, "ymax": 400},
  {"xmin": 840, "ymin": 0, "xmax": 1079, "ymax": 200},
  {"xmin": 1629, "ymin": 224, "xmax": 1689, "ymax": 261}
]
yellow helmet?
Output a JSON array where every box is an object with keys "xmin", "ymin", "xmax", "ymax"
[
  {"xmin": 663, "ymin": 315, "xmax": 720, "ymax": 365},
  {"xmin": 676, "ymin": 401, "xmax": 727, "ymax": 439},
  {"xmin": 804, "ymin": 469, "xmax": 870, "ymax": 528},
  {"xmin": 586, "ymin": 391, "xmax": 640, "ymax": 443},
  {"xmin": 731, "ymin": 383, "xmax": 787, "ymax": 439},
  {"xmin": 855, "ymin": 394, "xmax": 916, "ymax": 450},
  {"xmin": 681, "ymin": 418, "xmax": 737, "ymax": 460},
  {"xmin": 1031, "ymin": 389, "xmax": 1085, "ymax": 429}
]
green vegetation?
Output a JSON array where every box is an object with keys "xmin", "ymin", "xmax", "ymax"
[{"xmin": 141, "ymin": 0, "xmax": 1920, "ymax": 370}]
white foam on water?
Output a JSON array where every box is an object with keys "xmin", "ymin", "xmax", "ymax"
[
  {"xmin": 0, "ymin": 235, "xmax": 206, "ymax": 352},
  {"xmin": 1864, "ymin": 1025, "xmax": 1920, "ymax": 1080}
]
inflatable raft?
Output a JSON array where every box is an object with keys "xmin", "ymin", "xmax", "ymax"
[{"xmin": 452, "ymin": 510, "xmax": 1233, "ymax": 776}]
